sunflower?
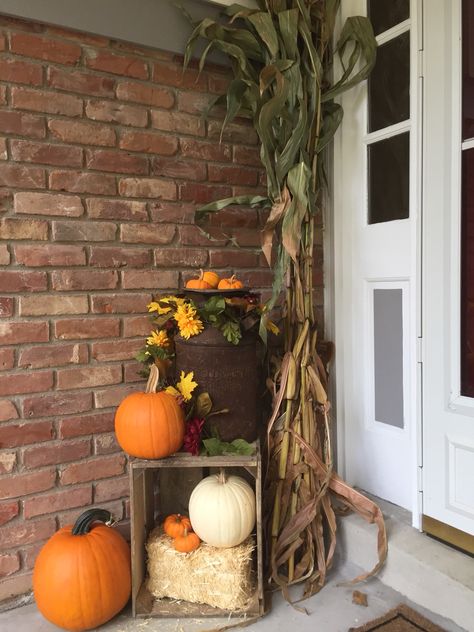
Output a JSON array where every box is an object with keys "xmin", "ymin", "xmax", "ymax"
[
  {"xmin": 147, "ymin": 301, "xmax": 172, "ymax": 315},
  {"xmin": 146, "ymin": 330, "xmax": 171, "ymax": 348},
  {"xmin": 174, "ymin": 304, "xmax": 204, "ymax": 339}
]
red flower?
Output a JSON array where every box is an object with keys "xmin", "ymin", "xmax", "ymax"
[{"xmin": 183, "ymin": 417, "xmax": 205, "ymax": 456}]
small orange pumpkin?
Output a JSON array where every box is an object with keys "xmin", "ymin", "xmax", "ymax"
[
  {"xmin": 186, "ymin": 269, "xmax": 212, "ymax": 289},
  {"xmin": 201, "ymin": 270, "xmax": 220, "ymax": 288},
  {"xmin": 218, "ymin": 275, "xmax": 244, "ymax": 290},
  {"xmin": 173, "ymin": 528, "xmax": 201, "ymax": 553},
  {"xmin": 115, "ymin": 364, "xmax": 185, "ymax": 459},
  {"xmin": 163, "ymin": 514, "xmax": 192, "ymax": 539}
]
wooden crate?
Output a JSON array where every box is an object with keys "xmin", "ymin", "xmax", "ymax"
[{"xmin": 129, "ymin": 445, "xmax": 264, "ymax": 618}]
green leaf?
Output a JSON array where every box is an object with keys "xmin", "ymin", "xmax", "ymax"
[
  {"xmin": 221, "ymin": 79, "xmax": 249, "ymax": 142},
  {"xmin": 278, "ymin": 9, "xmax": 299, "ymax": 59},
  {"xmin": 248, "ymin": 12, "xmax": 280, "ymax": 58},
  {"xmin": 282, "ymin": 161, "xmax": 311, "ymax": 261},
  {"xmin": 202, "ymin": 437, "xmax": 255, "ymax": 456},
  {"xmin": 317, "ymin": 102, "xmax": 343, "ymax": 153},
  {"xmin": 196, "ymin": 392, "xmax": 213, "ymax": 418},
  {"xmin": 230, "ymin": 438, "xmax": 255, "ymax": 455},
  {"xmin": 202, "ymin": 437, "xmax": 223, "ymax": 456},
  {"xmin": 135, "ymin": 350, "xmax": 149, "ymax": 363},
  {"xmin": 201, "ymin": 296, "xmax": 226, "ymax": 319},
  {"xmin": 221, "ymin": 321, "xmax": 242, "ymax": 345},
  {"xmin": 195, "ymin": 195, "xmax": 269, "ymax": 224}
]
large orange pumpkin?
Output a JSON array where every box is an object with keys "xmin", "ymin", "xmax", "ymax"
[
  {"xmin": 115, "ymin": 364, "xmax": 185, "ymax": 459},
  {"xmin": 33, "ymin": 508, "xmax": 131, "ymax": 632}
]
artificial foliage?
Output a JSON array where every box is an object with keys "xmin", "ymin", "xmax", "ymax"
[{"xmin": 185, "ymin": 0, "xmax": 387, "ymax": 601}]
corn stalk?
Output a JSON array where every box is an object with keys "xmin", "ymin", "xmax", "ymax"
[{"xmin": 185, "ymin": 0, "xmax": 387, "ymax": 601}]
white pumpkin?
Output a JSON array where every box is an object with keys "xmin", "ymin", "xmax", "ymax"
[{"xmin": 189, "ymin": 469, "xmax": 256, "ymax": 548}]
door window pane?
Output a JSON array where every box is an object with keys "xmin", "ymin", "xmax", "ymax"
[
  {"xmin": 463, "ymin": 0, "xmax": 474, "ymax": 140},
  {"xmin": 461, "ymin": 148, "xmax": 474, "ymax": 396},
  {"xmin": 373, "ymin": 288, "xmax": 404, "ymax": 428},
  {"xmin": 369, "ymin": 32, "xmax": 410, "ymax": 132},
  {"xmin": 368, "ymin": 0, "xmax": 409, "ymax": 36},
  {"xmin": 368, "ymin": 133, "xmax": 410, "ymax": 224}
]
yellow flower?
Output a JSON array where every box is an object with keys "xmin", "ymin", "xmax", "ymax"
[
  {"xmin": 176, "ymin": 371, "xmax": 198, "ymax": 401},
  {"xmin": 161, "ymin": 295, "xmax": 186, "ymax": 307},
  {"xmin": 165, "ymin": 385, "xmax": 181, "ymax": 398},
  {"xmin": 147, "ymin": 301, "xmax": 172, "ymax": 315},
  {"xmin": 174, "ymin": 303, "xmax": 204, "ymax": 339},
  {"xmin": 266, "ymin": 320, "xmax": 280, "ymax": 335},
  {"xmin": 146, "ymin": 330, "xmax": 171, "ymax": 348}
]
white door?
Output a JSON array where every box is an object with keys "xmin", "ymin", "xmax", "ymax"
[
  {"xmin": 423, "ymin": 0, "xmax": 474, "ymax": 539},
  {"xmin": 334, "ymin": 0, "xmax": 421, "ymax": 513}
]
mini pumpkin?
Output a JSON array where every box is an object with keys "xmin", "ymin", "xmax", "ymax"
[
  {"xmin": 201, "ymin": 270, "xmax": 220, "ymax": 288},
  {"xmin": 186, "ymin": 269, "xmax": 212, "ymax": 289},
  {"xmin": 189, "ymin": 469, "xmax": 255, "ymax": 548},
  {"xmin": 173, "ymin": 528, "xmax": 201, "ymax": 553},
  {"xmin": 115, "ymin": 364, "xmax": 185, "ymax": 459},
  {"xmin": 163, "ymin": 514, "xmax": 192, "ymax": 539},
  {"xmin": 217, "ymin": 275, "xmax": 244, "ymax": 290},
  {"xmin": 33, "ymin": 508, "xmax": 131, "ymax": 632}
]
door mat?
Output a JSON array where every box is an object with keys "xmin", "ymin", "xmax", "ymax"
[{"xmin": 349, "ymin": 603, "xmax": 447, "ymax": 631}]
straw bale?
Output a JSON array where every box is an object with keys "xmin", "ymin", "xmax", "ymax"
[{"xmin": 146, "ymin": 527, "xmax": 255, "ymax": 611}]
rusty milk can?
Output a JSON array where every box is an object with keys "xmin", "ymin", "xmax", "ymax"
[{"xmin": 174, "ymin": 326, "xmax": 258, "ymax": 442}]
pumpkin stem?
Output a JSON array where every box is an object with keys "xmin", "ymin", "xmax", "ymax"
[
  {"xmin": 199, "ymin": 268, "xmax": 204, "ymax": 280},
  {"xmin": 183, "ymin": 527, "xmax": 188, "ymax": 537},
  {"xmin": 71, "ymin": 508, "xmax": 114, "ymax": 535},
  {"xmin": 145, "ymin": 363, "xmax": 160, "ymax": 394},
  {"xmin": 217, "ymin": 468, "xmax": 227, "ymax": 484}
]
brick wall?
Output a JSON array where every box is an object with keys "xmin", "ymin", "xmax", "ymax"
[{"xmin": 0, "ymin": 15, "xmax": 324, "ymax": 603}]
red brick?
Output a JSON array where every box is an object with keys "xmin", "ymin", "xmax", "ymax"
[
  {"xmin": 85, "ymin": 49, "xmax": 148, "ymax": 79},
  {"xmin": 15, "ymin": 244, "xmax": 86, "ymax": 267},
  {"xmin": 207, "ymin": 71, "xmax": 231, "ymax": 94},
  {"xmin": 0, "ymin": 517, "xmax": 55, "ymax": 550},
  {"xmin": 19, "ymin": 294, "xmax": 88, "ymax": 316},
  {"xmin": 118, "ymin": 177, "xmax": 176, "ymax": 200},
  {"xmin": 60, "ymin": 454, "xmax": 126, "ymax": 485},
  {"xmin": 24, "ymin": 485, "xmax": 92, "ymax": 519},
  {"xmin": 178, "ymin": 91, "xmax": 217, "ymax": 115},
  {"xmin": 87, "ymin": 198, "xmax": 147, "ymax": 221},
  {"xmin": 0, "ymin": 111, "xmax": 45, "ymax": 138},
  {"xmin": 116, "ymin": 81, "xmax": 174, "ymax": 108},
  {"xmin": 0, "ymin": 401, "xmax": 18, "ymax": 424},
  {"xmin": 0, "ymin": 452, "xmax": 17, "ymax": 474},
  {"xmin": 94, "ymin": 384, "xmax": 138, "ymax": 408},
  {"xmin": 86, "ymin": 149, "xmax": 148, "ymax": 174},
  {"xmin": 180, "ymin": 138, "xmax": 232, "ymax": 162},
  {"xmin": 51, "ymin": 269, "xmax": 118, "ymax": 291},
  {"xmin": 22, "ymin": 391, "xmax": 92, "ymax": 418},
  {"xmin": 121, "ymin": 269, "xmax": 178, "ymax": 290},
  {"xmin": 0, "ymin": 468, "xmax": 55, "ymax": 500},
  {"xmin": 22, "ymin": 543, "xmax": 43, "ymax": 571},
  {"xmin": 208, "ymin": 206, "xmax": 259, "ymax": 229},
  {"xmin": 0, "ymin": 164, "xmax": 45, "ymax": 189},
  {"xmin": 57, "ymin": 500, "xmax": 124, "ymax": 529},
  {"xmin": 240, "ymin": 269, "xmax": 274, "ymax": 287},
  {"xmin": 0, "ymin": 33, "xmax": 5, "ymax": 51},
  {"xmin": 208, "ymin": 120, "xmax": 258, "ymax": 145},
  {"xmin": 151, "ymin": 157, "xmax": 206, "ymax": 181},
  {"xmin": 0, "ymin": 553, "xmax": 20, "ymax": 577},
  {"xmin": 179, "ymin": 225, "xmax": 228, "ymax": 247},
  {"xmin": 0, "ymin": 420, "xmax": 52, "ymax": 449},
  {"xmin": 91, "ymin": 292, "xmax": 151, "ymax": 314},
  {"xmin": 94, "ymin": 475, "xmax": 129, "ymax": 502},
  {"xmin": 119, "ymin": 129, "xmax": 177, "ymax": 155},
  {"xmin": 10, "ymin": 139, "xmax": 83, "ymax": 168},
  {"xmin": 0, "ymin": 500, "xmax": 19, "ymax": 526},
  {"xmin": 48, "ymin": 118, "xmax": 115, "ymax": 147},
  {"xmin": 229, "ymin": 227, "xmax": 262, "ymax": 247},
  {"xmin": 234, "ymin": 145, "xmax": 261, "ymax": 167},
  {"xmin": 0, "ymin": 85, "xmax": 6, "ymax": 105},
  {"xmin": 179, "ymin": 182, "xmax": 232, "ymax": 205},
  {"xmin": 0, "ymin": 322, "xmax": 48, "ymax": 345},
  {"xmin": 0, "ymin": 217, "xmax": 48, "ymax": 240},
  {"xmin": 91, "ymin": 338, "xmax": 143, "ymax": 361},
  {"xmin": 149, "ymin": 201, "xmax": 195, "ymax": 224},
  {"xmin": 23, "ymin": 439, "xmax": 90, "ymax": 469},
  {"xmin": 50, "ymin": 170, "xmax": 116, "ymax": 195},
  {"xmin": 89, "ymin": 246, "xmax": 151, "ymax": 268},
  {"xmin": 0, "ymin": 572, "xmax": 34, "ymax": 601},
  {"xmin": 12, "ymin": 86, "xmax": 82, "ymax": 117},
  {"xmin": 52, "ymin": 219, "xmax": 116, "ymax": 242},
  {"xmin": 120, "ymin": 223, "xmax": 175, "ymax": 245},
  {"xmin": 10, "ymin": 32, "xmax": 81, "ymax": 64},
  {"xmin": 47, "ymin": 66, "xmax": 115, "ymax": 97},
  {"xmin": 58, "ymin": 411, "xmax": 114, "ymax": 439},
  {"xmin": 0, "ymin": 189, "xmax": 12, "ymax": 213},
  {"xmin": 154, "ymin": 247, "xmax": 208, "ymax": 267},
  {"xmin": 152, "ymin": 61, "xmax": 206, "ymax": 90},
  {"xmin": 122, "ymin": 315, "xmax": 152, "ymax": 337},
  {"xmin": 93, "ymin": 432, "xmax": 121, "ymax": 455},
  {"xmin": 209, "ymin": 250, "xmax": 259, "ymax": 268},
  {"xmin": 0, "ymin": 270, "xmax": 46, "ymax": 292},
  {"xmin": 0, "ymin": 298, "xmax": 13, "ymax": 318},
  {"xmin": 0, "ymin": 370, "xmax": 53, "ymax": 397},
  {"xmin": 0, "ymin": 244, "xmax": 10, "ymax": 265},
  {"xmin": 151, "ymin": 110, "xmax": 205, "ymax": 137},
  {"xmin": 54, "ymin": 317, "xmax": 120, "ymax": 340},
  {"xmin": 0, "ymin": 15, "xmax": 42, "ymax": 32},
  {"xmin": 0, "ymin": 347, "xmax": 15, "ymax": 370},
  {"xmin": 208, "ymin": 164, "xmax": 258, "ymax": 186},
  {"xmin": 124, "ymin": 361, "xmax": 146, "ymax": 382},
  {"xmin": 0, "ymin": 137, "xmax": 6, "ymax": 160},
  {"xmin": 14, "ymin": 192, "xmax": 84, "ymax": 217},
  {"xmin": 57, "ymin": 365, "xmax": 122, "ymax": 390},
  {"xmin": 85, "ymin": 99, "xmax": 147, "ymax": 127},
  {"xmin": 18, "ymin": 342, "xmax": 88, "ymax": 369},
  {"xmin": 0, "ymin": 58, "xmax": 42, "ymax": 85}
]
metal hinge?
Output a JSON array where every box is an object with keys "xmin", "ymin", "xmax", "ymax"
[{"xmin": 417, "ymin": 337, "xmax": 424, "ymax": 363}]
